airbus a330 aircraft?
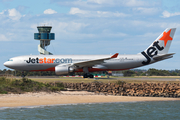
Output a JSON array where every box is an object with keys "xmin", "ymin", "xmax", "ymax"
[{"xmin": 4, "ymin": 28, "xmax": 176, "ymax": 78}]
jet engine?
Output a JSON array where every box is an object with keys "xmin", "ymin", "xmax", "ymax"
[{"xmin": 55, "ymin": 64, "xmax": 74, "ymax": 75}]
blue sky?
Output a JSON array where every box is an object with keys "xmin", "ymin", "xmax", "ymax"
[{"xmin": 0, "ymin": 0, "xmax": 180, "ymax": 70}]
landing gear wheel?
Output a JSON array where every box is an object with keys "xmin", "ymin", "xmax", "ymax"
[
  {"xmin": 89, "ymin": 74, "xmax": 94, "ymax": 78},
  {"xmin": 83, "ymin": 73, "xmax": 94, "ymax": 78},
  {"xmin": 83, "ymin": 74, "xmax": 88, "ymax": 78}
]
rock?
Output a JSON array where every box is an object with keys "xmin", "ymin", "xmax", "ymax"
[
  {"xmin": 123, "ymin": 92, "xmax": 127, "ymax": 96},
  {"xmin": 112, "ymin": 90, "xmax": 116, "ymax": 94},
  {"xmin": 118, "ymin": 87, "xmax": 122, "ymax": 91},
  {"xmin": 115, "ymin": 85, "xmax": 119, "ymax": 88},
  {"xmin": 106, "ymin": 87, "xmax": 111, "ymax": 90},
  {"xmin": 120, "ymin": 92, "xmax": 124, "ymax": 96},
  {"xmin": 127, "ymin": 93, "xmax": 131, "ymax": 96},
  {"xmin": 134, "ymin": 93, "xmax": 138, "ymax": 96},
  {"xmin": 176, "ymin": 89, "xmax": 180, "ymax": 94},
  {"xmin": 126, "ymin": 89, "xmax": 130, "ymax": 93},
  {"xmin": 165, "ymin": 94, "xmax": 170, "ymax": 97},
  {"xmin": 61, "ymin": 82, "xmax": 180, "ymax": 98}
]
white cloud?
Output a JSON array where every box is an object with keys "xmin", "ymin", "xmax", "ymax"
[
  {"xmin": 113, "ymin": 12, "xmax": 130, "ymax": 17},
  {"xmin": 137, "ymin": 32, "xmax": 159, "ymax": 39},
  {"xmin": 69, "ymin": 7, "xmax": 88, "ymax": 14},
  {"xmin": 0, "ymin": 10, "xmax": 5, "ymax": 14},
  {"xmin": 8, "ymin": 8, "xmax": 22, "ymax": 20},
  {"xmin": 53, "ymin": 21, "xmax": 89, "ymax": 33},
  {"xmin": 162, "ymin": 11, "xmax": 171, "ymax": 18},
  {"xmin": 162, "ymin": 10, "xmax": 180, "ymax": 18},
  {"xmin": 52, "ymin": 0, "xmax": 158, "ymax": 10},
  {"xmin": 0, "ymin": 34, "xmax": 9, "ymax": 41},
  {"xmin": 87, "ymin": 0, "xmax": 112, "ymax": 5},
  {"xmin": 86, "ymin": 0, "xmax": 153, "ymax": 7},
  {"xmin": 0, "ymin": 8, "xmax": 22, "ymax": 20},
  {"xmin": 125, "ymin": 0, "xmax": 146, "ymax": 7},
  {"xmin": 8, "ymin": 8, "xmax": 21, "ymax": 20},
  {"xmin": 97, "ymin": 11, "xmax": 130, "ymax": 17},
  {"xmin": 69, "ymin": 7, "xmax": 129, "ymax": 17},
  {"xmin": 104, "ymin": 32, "xmax": 128, "ymax": 37},
  {"xmin": 44, "ymin": 9, "xmax": 57, "ymax": 14},
  {"xmin": 133, "ymin": 7, "xmax": 159, "ymax": 15},
  {"xmin": 129, "ymin": 20, "xmax": 180, "ymax": 29}
]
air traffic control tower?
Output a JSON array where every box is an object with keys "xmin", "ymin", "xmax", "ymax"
[{"xmin": 34, "ymin": 26, "xmax": 55, "ymax": 55}]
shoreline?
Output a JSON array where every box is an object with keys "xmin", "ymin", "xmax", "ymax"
[{"xmin": 0, "ymin": 91, "xmax": 180, "ymax": 108}]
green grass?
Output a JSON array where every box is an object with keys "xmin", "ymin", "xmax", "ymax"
[
  {"xmin": 26, "ymin": 76, "xmax": 180, "ymax": 84},
  {"xmin": 134, "ymin": 76, "xmax": 180, "ymax": 79},
  {"xmin": 0, "ymin": 77, "xmax": 64, "ymax": 94},
  {"xmin": 29, "ymin": 78, "xmax": 118, "ymax": 83}
]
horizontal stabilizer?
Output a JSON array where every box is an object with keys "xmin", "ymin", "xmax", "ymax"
[{"xmin": 153, "ymin": 53, "xmax": 175, "ymax": 61}]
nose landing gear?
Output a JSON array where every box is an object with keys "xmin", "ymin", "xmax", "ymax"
[{"xmin": 21, "ymin": 71, "xmax": 26, "ymax": 78}]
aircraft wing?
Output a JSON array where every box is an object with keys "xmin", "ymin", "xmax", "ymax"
[
  {"xmin": 72, "ymin": 53, "xmax": 119, "ymax": 68},
  {"xmin": 153, "ymin": 53, "xmax": 175, "ymax": 61}
]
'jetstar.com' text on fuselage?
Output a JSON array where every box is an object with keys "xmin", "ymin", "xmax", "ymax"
[{"xmin": 25, "ymin": 57, "xmax": 72, "ymax": 64}]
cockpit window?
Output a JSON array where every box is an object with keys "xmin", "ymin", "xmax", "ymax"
[{"xmin": 8, "ymin": 59, "xmax": 13, "ymax": 61}]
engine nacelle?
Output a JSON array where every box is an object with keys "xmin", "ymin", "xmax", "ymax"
[{"xmin": 55, "ymin": 65, "xmax": 74, "ymax": 75}]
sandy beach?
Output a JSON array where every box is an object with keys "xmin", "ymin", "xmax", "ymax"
[{"xmin": 0, "ymin": 91, "xmax": 180, "ymax": 107}]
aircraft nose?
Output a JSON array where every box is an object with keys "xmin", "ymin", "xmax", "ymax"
[{"xmin": 4, "ymin": 61, "xmax": 11, "ymax": 68}]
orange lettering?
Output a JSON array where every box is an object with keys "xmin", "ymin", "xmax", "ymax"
[
  {"xmin": 47, "ymin": 58, "xmax": 52, "ymax": 64},
  {"xmin": 52, "ymin": 58, "xmax": 55, "ymax": 63},
  {"xmin": 39, "ymin": 58, "xmax": 43, "ymax": 64},
  {"xmin": 44, "ymin": 58, "xmax": 46, "ymax": 63}
]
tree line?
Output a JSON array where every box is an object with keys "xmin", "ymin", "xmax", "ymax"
[
  {"xmin": 0, "ymin": 68, "xmax": 180, "ymax": 77},
  {"xmin": 122, "ymin": 68, "xmax": 180, "ymax": 77}
]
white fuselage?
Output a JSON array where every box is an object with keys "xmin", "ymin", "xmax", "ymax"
[{"xmin": 4, "ymin": 54, "xmax": 154, "ymax": 72}]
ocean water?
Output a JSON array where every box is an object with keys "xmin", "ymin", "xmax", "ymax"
[{"xmin": 0, "ymin": 101, "xmax": 180, "ymax": 120}]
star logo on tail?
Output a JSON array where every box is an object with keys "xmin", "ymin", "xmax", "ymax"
[{"xmin": 159, "ymin": 29, "xmax": 172, "ymax": 47}]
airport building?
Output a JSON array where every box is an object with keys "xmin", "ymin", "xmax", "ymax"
[{"xmin": 34, "ymin": 26, "xmax": 55, "ymax": 55}]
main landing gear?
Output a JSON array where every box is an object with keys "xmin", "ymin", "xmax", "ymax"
[
  {"xmin": 83, "ymin": 73, "xmax": 94, "ymax": 78},
  {"xmin": 83, "ymin": 67, "xmax": 94, "ymax": 78}
]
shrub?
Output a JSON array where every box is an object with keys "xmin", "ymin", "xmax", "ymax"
[
  {"xmin": 0, "ymin": 77, "xmax": 65, "ymax": 94},
  {"xmin": 51, "ymin": 86, "xmax": 60, "ymax": 92},
  {"xmin": 55, "ymin": 82, "xmax": 64, "ymax": 88},
  {"xmin": 116, "ymin": 80, "xmax": 125, "ymax": 85}
]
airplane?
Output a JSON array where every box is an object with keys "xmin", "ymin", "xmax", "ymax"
[{"xmin": 4, "ymin": 28, "xmax": 176, "ymax": 78}]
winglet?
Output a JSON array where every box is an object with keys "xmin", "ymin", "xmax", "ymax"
[{"xmin": 111, "ymin": 53, "xmax": 119, "ymax": 58}]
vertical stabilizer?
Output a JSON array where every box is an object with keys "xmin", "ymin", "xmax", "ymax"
[
  {"xmin": 141, "ymin": 28, "xmax": 176, "ymax": 65},
  {"xmin": 144, "ymin": 28, "xmax": 176, "ymax": 54}
]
